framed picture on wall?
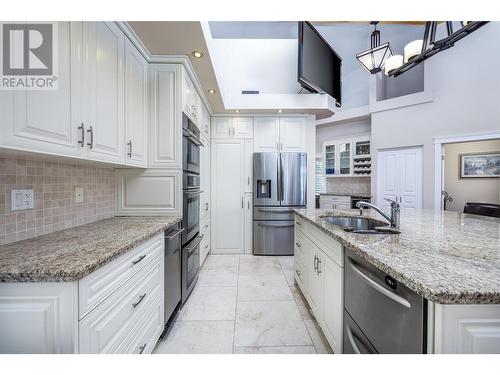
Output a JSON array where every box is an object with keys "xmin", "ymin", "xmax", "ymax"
[{"xmin": 460, "ymin": 152, "xmax": 500, "ymax": 178}]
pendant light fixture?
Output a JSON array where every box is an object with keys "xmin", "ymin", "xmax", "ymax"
[{"xmin": 356, "ymin": 21, "xmax": 392, "ymax": 74}]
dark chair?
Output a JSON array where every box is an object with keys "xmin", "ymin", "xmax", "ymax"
[{"xmin": 463, "ymin": 202, "xmax": 500, "ymax": 218}]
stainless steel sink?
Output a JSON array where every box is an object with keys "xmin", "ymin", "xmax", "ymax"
[{"xmin": 320, "ymin": 216, "xmax": 396, "ymax": 234}]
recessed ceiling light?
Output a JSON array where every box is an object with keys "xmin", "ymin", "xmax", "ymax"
[
  {"xmin": 235, "ymin": 110, "xmax": 240, "ymax": 113},
  {"xmin": 192, "ymin": 51, "xmax": 203, "ymax": 58},
  {"xmin": 208, "ymin": 89, "xmax": 216, "ymax": 94},
  {"xmin": 278, "ymin": 109, "xmax": 283, "ymax": 113}
]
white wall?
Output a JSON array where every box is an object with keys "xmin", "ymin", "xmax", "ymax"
[
  {"xmin": 370, "ymin": 22, "xmax": 500, "ymax": 209},
  {"xmin": 443, "ymin": 140, "xmax": 500, "ymax": 212}
]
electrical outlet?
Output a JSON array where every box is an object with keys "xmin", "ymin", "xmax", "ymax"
[
  {"xmin": 75, "ymin": 186, "xmax": 84, "ymax": 203},
  {"xmin": 11, "ymin": 189, "xmax": 34, "ymax": 211}
]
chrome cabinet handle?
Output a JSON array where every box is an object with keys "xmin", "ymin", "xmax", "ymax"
[
  {"xmin": 241, "ymin": 196, "xmax": 244, "ymax": 209},
  {"xmin": 132, "ymin": 293, "xmax": 146, "ymax": 308},
  {"xmin": 295, "ymin": 221, "xmax": 302, "ymax": 226},
  {"xmin": 247, "ymin": 200, "xmax": 250, "ymax": 209},
  {"xmin": 132, "ymin": 254, "xmax": 146, "ymax": 265},
  {"xmin": 204, "ymin": 243, "xmax": 209, "ymax": 250},
  {"xmin": 86, "ymin": 126, "xmax": 93, "ymax": 149},
  {"xmin": 295, "ymin": 241, "xmax": 301, "ymax": 248},
  {"xmin": 78, "ymin": 123, "xmax": 85, "ymax": 147},
  {"xmin": 138, "ymin": 344, "xmax": 146, "ymax": 354},
  {"xmin": 349, "ymin": 260, "xmax": 411, "ymax": 309},
  {"xmin": 127, "ymin": 140, "xmax": 132, "ymax": 157},
  {"xmin": 313, "ymin": 255, "xmax": 318, "ymax": 272},
  {"xmin": 247, "ymin": 176, "xmax": 250, "ymax": 186},
  {"xmin": 317, "ymin": 258, "xmax": 322, "ymax": 274},
  {"xmin": 205, "ymin": 202, "xmax": 209, "ymax": 211}
]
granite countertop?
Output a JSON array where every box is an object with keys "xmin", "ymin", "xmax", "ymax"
[
  {"xmin": 294, "ymin": 208, "xmax": 500, "ymax": 304},
  {"xmin": 0, "ymin": 216, "xmax": 181, "ymax": 283}
]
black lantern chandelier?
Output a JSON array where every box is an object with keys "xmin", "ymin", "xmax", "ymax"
[
  {"xmin": 357, "ymin": 21, "xmax": 489, "ymax": 77},
  {"xmin": 356, "ymin": 21, "xmax": 392, "ymax": 74}
]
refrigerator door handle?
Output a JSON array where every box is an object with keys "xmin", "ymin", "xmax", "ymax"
[
  {"xmin": 276, "ymin": 155, "xmax": 281, "ymax": 202},
  {"xmin": 279, "ymin": 153, "xmax": 284, "ymax": 204}
]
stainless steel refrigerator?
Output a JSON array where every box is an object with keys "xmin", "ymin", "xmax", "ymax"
[{"xmin": 253, "ymin": 152, "xmax": 307, "ymax": 255}]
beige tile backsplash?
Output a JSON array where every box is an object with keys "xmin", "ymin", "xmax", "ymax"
[
  {"xmin": 326, "ymin": 176, "xmax": 371, "ymax": 196},
  {"xmin": 0, "ymin": 157, "xmax": 115, "ymax": 245}
]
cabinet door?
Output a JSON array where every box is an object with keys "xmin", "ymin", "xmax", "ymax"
[
  {"xmin": 82, "ymin": 22, "xmax": 125, "ymax": 163},
  {"xmin": 203, "ymin": 108, "xmax": 210, "ymax": 140},
  {"xmin": 244, "ymin": 140, "xmax": 253, "ymax": 193},
  {"xmin": 200, "ymin": 141, "xmax": 210, "ymax": 220},
  {"xmin": 149, "ymin": 64, "xmax": 182, "ymax": 168},
  {"xmin": 253, "ymin": 117, "xmax": 279, "ymax": 152},
  {"xmin": 337, "ymin": 141, "xmax": 352, "ymax": 176},
  {"xmin": 244, "ymin": 193, "xmax": 253, "ymax": 254},
  {"xmin": 308, "ymin": 247, "xmax": 324, "ymax": 323},
  {"xmin": 232, "ymin": 117, "xmax": 254, "ymax": 139},
  {"xmin": 0, "ymin": 22, "xmax": 79, "ymax": 157},
  {"xmin": 279, "ymin": 117, "xmax": 306, "ymax": 152},
  {"xmin": 320, "ymin": 254, "xmax": 343, "ymax": 354},
  {"xmin": 124, "ymin": 38, "xmax": 147, "ymax": 167},
  {"xmin": 211, "ymin": 117, "xmax": 232, "ymax": 139},
  {"xmin": 211, "ymin": 140, "xmax": 245, "ymax": 254},
  {"xmin": 324, "ymin": 143, "xmax": 336, "ymax": 176},
  {"xmin": 182, "ymin": 73, "xmax": 194, "ymax": 117}
]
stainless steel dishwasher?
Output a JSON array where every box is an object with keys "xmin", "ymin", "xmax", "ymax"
[
  {"xmin": 160, "ymin": 224, "xmax": 184, "ymax": 339},
  {"xmin": 343, "ymin": 247, "xmax": 426, "ymax": 354}
]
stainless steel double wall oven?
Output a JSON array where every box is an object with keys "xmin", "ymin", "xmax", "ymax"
[{"xmin": 181, "ymin": 114, "xmax": 203, "ymax": 304}]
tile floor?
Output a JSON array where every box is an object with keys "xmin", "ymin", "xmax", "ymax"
[{"xmin": 154, "ymin": 254, "xmax": 333, "ymax": 354}]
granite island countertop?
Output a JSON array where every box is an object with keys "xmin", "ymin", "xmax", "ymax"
[
  {"xmin": 294, "ymin": 208, "xmax": 500, "ymax": 304},
  {"xmin": 0, "ymin": 216, "xmax": 181, "ymax": 282}
]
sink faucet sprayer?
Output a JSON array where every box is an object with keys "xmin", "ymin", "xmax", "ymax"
[{"xmin": 356, "ymin": 198, "xmax": 401, "ymax": 230}]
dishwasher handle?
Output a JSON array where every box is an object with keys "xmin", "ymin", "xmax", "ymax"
[{"xmin": 349, "ymin": 260, "xmax": 412, "ymax": 309}]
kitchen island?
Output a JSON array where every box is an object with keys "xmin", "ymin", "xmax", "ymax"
[
  {"xmin": 0, "ymin": 216, "xmax": 181, "ymax": 354},
  {"xmin": 293, "ymin": 208, "xmax": 500, "ymax": 354}
]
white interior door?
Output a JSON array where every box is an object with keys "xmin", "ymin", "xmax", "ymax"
[
  {"xmin": 377, "ymin": 147, "xmax": 423, "ymax": 210},
  {"xmin": 211, "ymin": 140, "xmax": 244, "ymax": 254},
  {"xmin": 253, "ymin": 117, "xmax": 279, "ymax": 152}
]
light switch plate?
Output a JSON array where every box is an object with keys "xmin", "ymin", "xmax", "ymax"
[
  {"xmin": 11, "ymin": 189, "xmax": 34, "ymax": 211},
  {"xmin": 75, "ymin": 186, "xmax": 84, "ymax": 203}
]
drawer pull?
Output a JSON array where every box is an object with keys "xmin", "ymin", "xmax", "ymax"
[
  {"xmin": 295, "ymin": 241, "xmax": 301, "ymax": 248},
  {"xmin": 132, "ymin": 293, "xmax": 147, "ymax": 309},
  {"xmin": 204, "ymin": 243, "xmax": 209, "ymax": 250},
  {"xmin": 296, "ymin": 221, "xmax": 302, "ymax": 226},
  {"xmin": 132, "ymin": 254, "xmax": 146, "ymax": 265},
  {"xmin": 139, "ymin": 344, "xmax": 146, "ymax": 354}
]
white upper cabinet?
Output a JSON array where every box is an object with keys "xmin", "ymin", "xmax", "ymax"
[
  {"xmin": 211, "ymin": 117, "xmax": 254, "ymax": 140},
  {"xmin": 200, "ymin": 141, "xmax": 210, "ymax": 220},
  {"xmin": 80, "ymin": 22, "xmax": 125, "ymax": 163},
  {"xmin": 232, "ymin": 117, "xmax": 254, "ymax": 139},
  {"xmin": 279, "ymin": 117, "xmax": 306, "ymax": 152},
  {"xmin": 148, "ymin": 64, "xmax": 182, "ymax": 169},
  {"xmin": 124, "ymin": 38, "xmax": 148, "ymax": 167},
  {"xmin": 0, "ymin": 22, "xmax": 79, "ymax": 157},
  {"xmin": 253, "ymin": 116, "xmax": 307, "ymax": 152},
  {"xmin": 253, "ymin": 117, "xmax": 280, "ymax": 152},
  {"xmin": 182, "ymin": 70, "xmax": 200, "ymax": 126}
]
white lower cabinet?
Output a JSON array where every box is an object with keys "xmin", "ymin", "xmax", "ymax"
[
  {"xmin": 294, "ymin": 215, "xmax": 344, "ymax": 354},
  {"xmin": 200, "ymin": 215, "xmax": 211, "ymax": 265},
  {"xmin": 432, "ymin": 303, "xmax": 500, "ymax": 354},
  {"xmin": 244, "ymin": 193, "xmax": 253, "ymax": 254},
  {"xmin": 0, "ymin": 233, "xmax": 166, "ymax": 354}
]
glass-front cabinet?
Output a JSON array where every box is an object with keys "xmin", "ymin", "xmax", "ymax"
[{"xmin": 323, "ymin": 135, "xmax": 371, "ymax": 177}]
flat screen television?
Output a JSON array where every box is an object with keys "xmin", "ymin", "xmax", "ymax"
[{"xmin": 298, "ymin": 21, "xmax": 342, "ymax": 106}]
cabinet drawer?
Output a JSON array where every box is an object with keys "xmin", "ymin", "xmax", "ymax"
[
  {"xmin": 78, "ymin": 250, "xmax": 163, "ymax": 353},
  {"xmin": 294, "ymin": 230, "xmax": 305, "ymax": 264},
  {"xmin": 78, "ymin": 233, "xmax": 164, "ymax": 319},
  {"xmin": 294, "ymin": 256, "xmax": 307, "ymax": 292},
  {"xmin": 200, "ymin": 216, "xmax": 210, "ymax": 238},
  {"xmin": 119, "ymin": 293, "xmax": 163, "ymax": 354}
]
